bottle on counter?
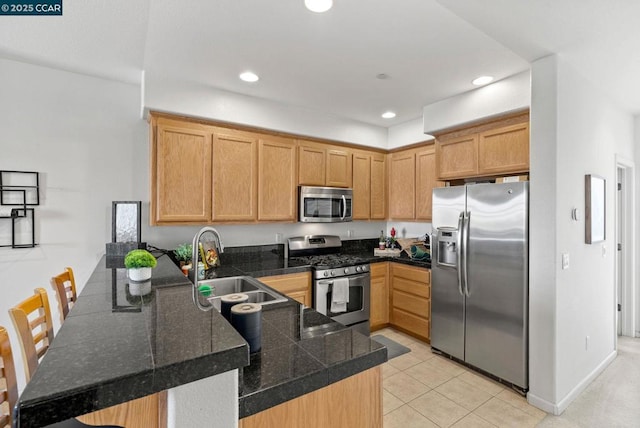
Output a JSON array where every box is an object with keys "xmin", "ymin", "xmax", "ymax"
[{"xmin": 379, "ymin": 230, "xmax": 386, "ymax": 250}]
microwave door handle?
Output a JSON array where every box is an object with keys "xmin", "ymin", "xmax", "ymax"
[{"xmin": 341, "ymin": 195, "xmax": 346, "ymax": 220}]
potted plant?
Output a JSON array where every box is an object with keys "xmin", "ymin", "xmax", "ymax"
[
  {"xmin": 124, "ymin": 249, "xmax": 157, "ymax": 282},
  {"xmin": 173, "ymin": 243, "xmax": 193, "ymax": 267}
]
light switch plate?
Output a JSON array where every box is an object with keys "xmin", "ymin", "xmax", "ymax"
[{"xmin": 562, "ymin": 253, "xmax": 570, "ymax": 270}]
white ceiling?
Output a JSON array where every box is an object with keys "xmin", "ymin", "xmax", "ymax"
[{"xmin": 0, "ymin": 1, "xmax": 637, "ymax": 127}]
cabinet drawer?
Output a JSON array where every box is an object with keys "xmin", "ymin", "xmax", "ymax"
[
  {"xmin": 391, "ymin": 264, "xmax": 430, "ymax": 284},
  {"xmin": 392, "ymin": 277, "xmax": 430, "ymax": 299},
  {"xmin": 391, "ymin": 308, "xmax": 429, "ymax": 341},
  {"xmin": 392, "ymin": 290, "xmax": 429, "ymax": 318},
  {"xmin": 257, "ymin": 272, "xmax": 311, "ymax": 295}
]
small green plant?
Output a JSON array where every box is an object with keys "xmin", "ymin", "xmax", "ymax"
[
  {"xmin": 173, "ymin": 243, "xmax": 193, "ymax": 263},
  {"xmin": 124, "ymin": 249, "xmax": 157, "ymax": 269}
]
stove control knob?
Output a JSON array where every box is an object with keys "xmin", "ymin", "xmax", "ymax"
[
  {"xmin": 330, "ymin": 270, "xmax": 335, "ymax": 277},
  {"xmin": 323, "ymin": 271, "xmax": 329, "ymax": 277},
  {"xmin": 344, "ymin": 268, "xmax": 349, "ymax": 274},
  {"xmin": 355, "ymin": 266, "xmax": 361, "ymax": 272}
]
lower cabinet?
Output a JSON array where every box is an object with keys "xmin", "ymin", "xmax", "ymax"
[
  {"xmin": 76, "ymin": 392, "xmax": 166, "ymax": 428},
  {"xmin": 239, "ymin": 366, "xmax": 382, "ymax": 428},
  {"xmin": 370, "ymin": 262, "xmax": 389, "ymax": 331},
  {"xmin": 389, "ymin": 263, "xmax": 431, "ymax": 342},
  {"xmin": 257, "ymin": 272, "xmax": 312, "ymax": 307}
]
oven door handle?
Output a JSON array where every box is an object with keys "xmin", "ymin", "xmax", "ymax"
[{"xmin": 340, "ymin": 195, "xmax": 347, "ymax": 220}]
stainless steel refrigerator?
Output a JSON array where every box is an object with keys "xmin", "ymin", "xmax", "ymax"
[{"xmin": 431, "ymin": 182, "xmax": 528, "ymax": 392}]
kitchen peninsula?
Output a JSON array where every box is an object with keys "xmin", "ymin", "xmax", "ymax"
[{"xmin": 14, "ymin": 253, "xmax": 387, "ymax": 427}]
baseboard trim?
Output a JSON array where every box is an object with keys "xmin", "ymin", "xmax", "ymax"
[{"xmin": 528, "ymin": 350, "xmax": 617, "ymax": 415}]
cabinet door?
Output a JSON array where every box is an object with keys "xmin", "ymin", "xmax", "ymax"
[
  {"xmin": 388, "ymin": 151, "xmax": 415, "ymax": 219},
  {"xmin": 258, "ymin": 136, "xmax": 297, "ymax": 221},
  {"xmin": 257, "ymin": 272, "xmax": 312, "ymax": 307},
  {"xmin": 352, "ymin": 151, "xmax": 371, "ymax": 220},
  {"xmin": 370, "ymin": 262, "xmax": 389, "ymax": 330},
  {"xmin": 298, "ymin": 142, "xmax": 326, "ymax": 186},
  {"xmin": 153, "ymin": 120, "xmax": 212, "ymax": 224},
  {"xmin": 212, "ymin": 129, "xmax": 257, "ymax": 221},
  {"xmin": 370, "ymin": 154, "xmax": 386, "ymax": 220},
  {"xmin": 416, "ymin": 145, "xmax": 442, "ymax": 221},
  {"xmin": 478, "ymin": 122, "xmax": 529, "ymax": 175},
  {"xmin": 436, "ymin": 134, "xmax": 478, "ymax": 180},
  {"xmin": 326, "ymin": 147, "xmax": 352, "ymax": 188}
]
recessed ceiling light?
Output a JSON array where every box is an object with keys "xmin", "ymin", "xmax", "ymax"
[
  {"xmin": 382, "ymin": 111, "xmax": 396, "ymax": 119},
  {"xmin": 472, "ymin": 76, "xmax": 493, "ymax": 86},
  {"xmin": 305, "ymin": 0, "xmax": 333, "ymax": 13},
  {"xmin": 239, "ymin": 71, "xmax": 259, "ymax": 83},
  {"xmin": 376, "ymin": 73, "xmax": 390, "ymax": 80}
]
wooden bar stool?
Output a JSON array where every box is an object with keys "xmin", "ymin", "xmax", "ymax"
[
  {"xmin": 51, "ymin": 267, "xmax": 78, "ymax": 322},
  {"xmin": 1, "ymin": 326, "xmax": 18, "ymax": 428},
  {"xmin": 9, "ymin": 289, "xmax": 125, "ymax": 427},
  {"xmin": 8, "ymin": 288, "xmax": 54, "ymax": 381}
]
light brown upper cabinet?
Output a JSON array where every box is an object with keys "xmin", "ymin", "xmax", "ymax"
[
  {"xmin": 389, "ymin": 144, "xmax": 441, "ymax": 221},
  {"xmin": 258, "ymin": 136, "xmax": 297, "ymax": 221},
  {"xmin": 151, "ymin": 117, "xmax": 213, "ymax": 224},
  {"xmin": 388, "ymin": 150, "xmax": 416, "ymax": 220},
  {"xmin": 416, "ymin": 146, "xmax": 442, "ymax": 221},
  {"xmin": 478, "ymin": 122, "xmax": 529, "ymax": 176},
  {"xmin": 150, "ymin": 113, "xmax": 296, "ymax": 225},
  {"xmin": 435, "ymin": 134, "xmax": 478, "ymax": 180},
  {"xmin": 212, "ymin": 128, "xmax": 258, "ymax": 221},
  {"xmin": 298, "ymin": 140, "xmax": 352, "ymax": 188},
  {"xmin": 435, "ymin": 111, "xmax": 530, "ymax": 180},
  {"xmin": 352, "ymin": 150, "xmax": 386, "ymax": 220}
]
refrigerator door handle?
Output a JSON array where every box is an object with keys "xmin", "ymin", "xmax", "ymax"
[
  {"xmin": 462, "ymin": 211, "xmax": 470, "ymax": 297},
  {"xmin": 456, "ymin": 212, "xmax": 465, "ymax": 297}
]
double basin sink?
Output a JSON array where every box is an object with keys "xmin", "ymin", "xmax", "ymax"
[{"xmin": 198, "ymin": 275, "xmax": 288, "ymax": 311}]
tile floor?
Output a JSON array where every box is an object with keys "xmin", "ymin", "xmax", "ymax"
[
  {"xmin": 379, "ymin": 328, "xmax": 640, "ymax": 427},
  {"xmin": 379, "ymin": 327, "xmax": 546, "ymax": 428}
]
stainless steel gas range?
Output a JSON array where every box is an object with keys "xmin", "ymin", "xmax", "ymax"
[{"xmin": 288, "ymin": 235, "xmax": 371, "ymax": 336}]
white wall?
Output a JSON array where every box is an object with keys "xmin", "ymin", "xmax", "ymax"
[
  {"xmin": 528, "ymin": 55, "xmax": 559, "ymax": 408},
  {"xmin": 422, "ymin": 70, "xmax": 531, "ymax": 134},
  {"xmin": 142, "ymin": 74, "xmax": 388, "ymax": 149},
  {"xmin": 528, "ymin": 55, "xmax": 634, "ymax": 414},
  {"xmin": 387, "ymin": 117, "xmax": 433, "ymax": 150},
  {"xmin": 636, "ymin": 115, "xmax": 640, "ymax": 337},
  {"xmin": 0, "ymin": 58, "xmax": 145, "ymax": 391}
]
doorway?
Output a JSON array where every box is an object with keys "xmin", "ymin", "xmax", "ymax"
[{"xmin": 615, "ymin": 156, "xmax": 636, "ymax": 340}]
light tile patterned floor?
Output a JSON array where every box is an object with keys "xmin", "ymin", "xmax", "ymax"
[{"xmin": 379, "ymin": 327, "xmax": 547, "ymax": 428}]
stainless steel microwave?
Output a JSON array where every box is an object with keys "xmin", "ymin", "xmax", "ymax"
[{"xmin": 299, "ymin": 186, "xmax": 352, "ymax": 222}]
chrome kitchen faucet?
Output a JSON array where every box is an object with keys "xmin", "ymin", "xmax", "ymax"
[{"xmin": 191, "ymin": 226, "xmax": 224, "ymax": 311}]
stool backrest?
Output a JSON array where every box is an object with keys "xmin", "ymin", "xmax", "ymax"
[
  {"xmin": 0, "ymin": 326, "xmax": 18, "ymax": 428},
  {"xmin": 51, "ymin": 267, "xmax": 78, "ymax": 321},
  {"xmin": 8, "ymin": 288, "xmax": 54, "ymax": 381}
]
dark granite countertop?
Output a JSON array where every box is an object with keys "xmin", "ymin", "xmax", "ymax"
[
  {"xmin": 16, "ymin": 256, "xmax": 250, "ymax": 428},
  {"xmin": 15, "ymin": 248, "xmax": 390, "ymax": 426}
]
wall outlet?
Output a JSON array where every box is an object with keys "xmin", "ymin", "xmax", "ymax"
[
  {"xmin": 275, "ymin": 233, "xmax": 283, "ymax": 243},
  {"xmin": 602, "ymin": 244, "xmax": 606, "ymax": 258},
  {"xmin": 562, "ymin": 252, "xmax": 570, "ymax": 270},
  {"xmin": 347, "ymin": 229, "xmax": 354, "ymax": 238},
  {"xmin": 585, "ymin": 335, "xmax": 590, "ymax": 350}
]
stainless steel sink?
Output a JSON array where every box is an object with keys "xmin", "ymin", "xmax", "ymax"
[
  {"xmin": 199, "ymin": 276, "xmax": 263, "ymax": 296},
  {"xmin": 202, "ymin": 276, "xmax": 288, "ymax": 311}
]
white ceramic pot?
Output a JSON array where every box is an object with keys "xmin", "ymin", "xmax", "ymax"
[
  {"xmin": 129, "ymin": 280, "xmax": 152, "ymax": 296},
  {"xmin": 128, "ymin": 267, "xmax": 152, "ymax": 282}
]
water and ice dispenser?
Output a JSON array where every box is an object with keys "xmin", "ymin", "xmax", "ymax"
[{"xmin": 436, "ymin": 227, "xmax": 458, "ymax": 267}]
